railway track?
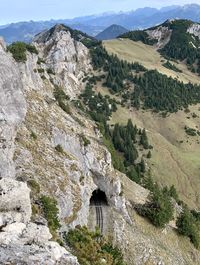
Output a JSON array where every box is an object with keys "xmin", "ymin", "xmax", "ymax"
[{"xmin": 95, "ymin": 201, "xmax": 103, "ymax": 234}]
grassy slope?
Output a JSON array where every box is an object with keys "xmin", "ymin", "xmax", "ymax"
[
  {"xmin": 94, "ymin": 49, "xmax": 200, "ymax": 209},
  {"xmin": 103, "ymin": 39, "xmax": 200, "ymax": 84},
  {"xmin": 111, "ymin": 105, "xmax": 200, "ymax": 209}
]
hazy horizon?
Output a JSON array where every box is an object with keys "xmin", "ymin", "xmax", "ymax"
[{"xmin": 1, "ymin": 0, "xmax": 200, "ymax": 25}]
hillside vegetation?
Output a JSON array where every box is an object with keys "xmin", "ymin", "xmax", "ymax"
[
  {"xmin": 86, "ymin": 39, "xmax": 200, "ymax": 211},
  {"xmin": 119, "ymin": 19, "xmax": 200, "ymax": 74},
  {"xmin": 103, "ymin": 39, "xmax": 200, "ymax": 84}
]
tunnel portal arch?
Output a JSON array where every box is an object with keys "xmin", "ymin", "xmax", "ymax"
[{"xmin": 90, "ymin": 189, "xmax": 108, "ymax": 206}]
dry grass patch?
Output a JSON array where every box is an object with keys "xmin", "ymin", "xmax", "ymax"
[{"xmin": 103, "ymin": 39, "xmax": 200, "ymax": 84}]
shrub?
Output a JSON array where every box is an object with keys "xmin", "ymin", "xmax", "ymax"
[
  {"xmin": 37, "ymin": 68, "xmax": 45, "ymax": 73},
  {"xmin": 54, "ymin": 85, "xmax": 70, "ymax": 101},
  {"xmin": 27, "ymin": 179, "xmax": 40, "ymax": 194},
  {"xmin": 58, "ymin": 100, "xmax": 71, "ymax": 114},
  {"xmin": 7, "ymin": 42, "xmax": 27, "ymax": 62},
  {"xmin": 64, "ymin": 226, "xmax": 126, "ymax": 265},
  {"xmin": 55, "ymin": 144, "xmax": 64, "ymax": 153},
  {"xmin": 40, "ymin": 196, "xmax": 61, "ymax": 234},
  {"xmin": 102, "ymin": 136, "xmax": 125, "ymax": 173},
  {"xmin": 79, "ymin": 133, "xmax": 91, "ymax": 147},
  {"xmin": 30, "ymin": 130, "xmax": 37, "ymax": 140},
  {"xmin": 37, "ymin": 57, "xmax": 45, "ymax": 64},
  {"xmin": 26, "ymin": 44, "xmax": 38, "ymax": 55},
  {"xmin": 184, "ymin": 126, "xmax": 197, "ymax": 136},
  {"xmin": 47, "ymin": 68, "xmax": 55, "ymax": 75},
  {"xmin": 162, "ymin": 61, "xmax": 182, "ymax": 73},
  {"xmin": 176, "ymin": 207, "xmax": 200, "ymax": 249},
  {"xmin": 7, "ymin": 42, "xmax": 38, "ymax": 62},
  {"xmin": 54, "ymin": 86, "xmax": 71, "ymax": 114},
  {"xmin": 126, "ymin": 166, "xmax": 141, "ymax": 184},
  {"xmin": 147, "ymin": 151, "xmax": 152, "ymax": 159},
  {"xmin": 168, "ymin": 185, "xmax": 179, "ymax": 201},
  {"xmin": 137, "ymin": 183, "xmax": 174, "ymax": 228}
]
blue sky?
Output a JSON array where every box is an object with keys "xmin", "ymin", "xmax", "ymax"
[{"xmin": 1, "ymin": 0, "xmax": 200, "ymax": 25}]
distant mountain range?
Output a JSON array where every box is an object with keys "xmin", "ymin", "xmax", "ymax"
[
  {"xmin": 96, "ymin": 24, "xmax": 128, "ymax": 40},
  {"xmin": 2, "ymin": 4, "xmax": 200, "ymax": 43}
]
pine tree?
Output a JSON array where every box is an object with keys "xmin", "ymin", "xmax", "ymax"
[
  {"xmin": 169, "ymin": 185, "xmax": 179, "ymax": 201},
  {"xmin": 140, "ymin": 158, "xmax": 146, "ymax": 173},
  {"xmin": 127, "ymin": 166, "xmax": 141, "ymax": 183},
  {"xmin": 147, "ymin": 151, "xmax": 152, "ymax": 159},
  {"xmin": 113, "ymin": 124, "xmax": 124, "ymax": 152},
  {"xmin": 140, "ymin": 129, "xmax": 149, "ymax": 149},
  {"xmin": 127, "ymin": 119, "xmax": 135, "ymax": 140}
]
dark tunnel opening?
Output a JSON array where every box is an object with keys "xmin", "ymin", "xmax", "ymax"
[{"xmin": 90, "ymin": 189, "xmax": 108, "ymax": 206}]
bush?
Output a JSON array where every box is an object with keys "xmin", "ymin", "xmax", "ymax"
[
  {"xmin": 7, "ymin": 42, "xmax": 38, "ymax": 62},
  {"xmin": 54, "ymin": 86, "xmax": 71, "ymax": 114},
  {"xmin": 47, "ymin": 68, "xmax": 55, "ymax": 75},
  {"xmin": 64, "ymin": 226, "xmax": 126, "ymax": 265},
  {"xmin": 55, "ymin": 144, "xmax": 64, "ymax": 153},
  {"xmin": 79, "ymin": 133, "xmax": 91, "ymax": 147},
  {"xmin": 27, "ymin": 179, "xmax": 40, "ymax": 194},
  {"xmin": 30, "ymin": 130, "xmax": 37, "ymax": 140},
  {"xmin": 37, "ymin": 57, "xmax": 45, "ymax": 64},
  {"xmin": 137, "ymin": 183, "xmax": 174, "ymax": 227},
  {"xmin": 7, "ymin": 42, "xmax": 27, "ymax": 62},
  {"xmin": 184, "ymin": 126, "xmax": 197, "ymax": 136},
  {"xmin": 26, "ymin": 43, "xmax": 38, "ymax": 55},
  {"xmin": 147, "ymin": 151, "xmax": 152, "ymax": 159},
  {"xmin": 102, "ymin": 136, "xmax": 125, "ymax": 173},
  {"xmin": 162, "ymin": 61, "xmax": 182, "ymax": 73},
  {"xmin": 176, "ymin": 207, "xmax": 200, "ymax": 249},
  {"xmin": 126, "ymin": 166, "xmax": 141, "ymax": 184},
  {"xmin": 37, "ymin": 68, "xmax": 45, "ymax": 73},
  {"xmin": 40, "ymin": 196, "xmax": 61, "ymax": 234}
]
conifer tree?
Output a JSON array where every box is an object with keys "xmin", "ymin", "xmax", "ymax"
[
  {"xmin": 140, "ymin": 129, "xmax": 149, "ymax": 149},
  {"xmin": 140, "ymin": 158, "xmax": 146, "ymax": 173},
  {"xmin": 147, "ymin": 151, "xmax": 152, "ymax": 159}
]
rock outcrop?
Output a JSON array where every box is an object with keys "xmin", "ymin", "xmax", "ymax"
[
  {"xmin": 187, "ymin": 23, "xmax": 200, "ymax": 39},
  {"xmin": 146, "ymin": 26, "xmax": 172, "ymax": 49},
  {"xmin": 0, "ymin": 33, "xmax": 79, "ymax": 264},
  {"xmin": 0, "ymin": 221, "xmax": 80, "ymax": 265},
  {"xmin": 0, "ymin": 39, "xmax": 26, "ymax": 179},
  {"xmin": 33, "ymin": 24, "xmax": 91, "ymax": 98},
  {"xmin": 0, "ymin": 178, "xmax": 31, "ymax": 226}
]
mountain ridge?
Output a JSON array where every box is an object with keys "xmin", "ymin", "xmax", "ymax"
[
  {"xmin": 2, "ymin": 4, "xmax": 200, "ymax": 43},
  {"xmin": 96, "ymin": 24, "xmax": 128, "ymax": 40}
]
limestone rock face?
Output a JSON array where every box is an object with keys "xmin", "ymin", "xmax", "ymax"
[
  {"xmin": 0, "ymin": 43, "xmax": 26, "ymax": 179},
  {"xmin": 0, "ymin": 178, "xmax": 31, "ymax": 226},
  {"xmin": 34, "ymin": 24, "xmax": 91, "ymax": 98},
  {"xmin": 187, "ymin": 23, "xmax": 200, "ymax": 39},
  {"xmin": 0, "ymin": 222, "xmax": 80, "ymax": 265},
  {"xmin": 11, "ymin": 25, "xmax": 131, "ymax": 231},
  {"xmin": 0, "ymin": 27, "xmax": 131, "ymax": 264},
  {"xmin": 0, "ymin": 32, "xmax": 83, "ymax": 264},
  {"xmin": 146, "ymin": 26, "xmax": 172, "ymax": 49}
]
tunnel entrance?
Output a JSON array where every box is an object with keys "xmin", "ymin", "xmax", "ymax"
[{"xmin": 90, "ymin": 189, "xmax": 108, "ymax": 206}]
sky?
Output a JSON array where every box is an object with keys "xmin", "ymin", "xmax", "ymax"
[{"xmin": 1, "ymin": 0, "xmax": 200, "ymax": 25}]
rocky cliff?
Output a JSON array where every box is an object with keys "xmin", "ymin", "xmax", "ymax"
[{"xmin": 0, "ymin": 25, "xmax": 200, "ymax": 265}]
